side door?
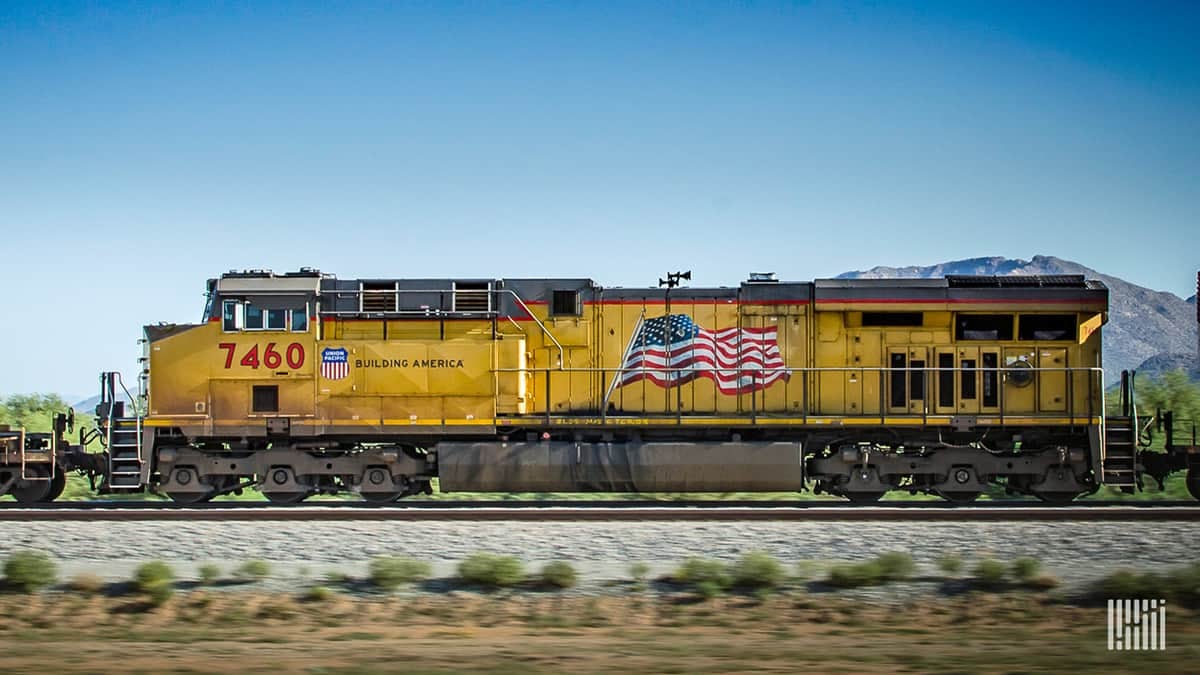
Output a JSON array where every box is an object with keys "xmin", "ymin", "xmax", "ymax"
[{"xmin": 887, "ymin": 346, "xmax": 928, "ymax": 415}]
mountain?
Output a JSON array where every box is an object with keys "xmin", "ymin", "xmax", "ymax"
[
  {"xmin": 838, "ymin": 255, "xmax": 1198, "ymax": 382},
  {"xmin": 1131, "ymin": 353, "xmax": 1200, "ymax": 383},
  {"xmin": 72, "ymin": 391, "xmax": 135, "ymax": 415}
]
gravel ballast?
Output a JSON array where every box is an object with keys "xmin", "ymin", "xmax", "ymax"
[{"xmin": 0, "ymin": 519, "xmax": 1196, "ymax": 593}]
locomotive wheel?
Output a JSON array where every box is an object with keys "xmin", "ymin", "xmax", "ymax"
[
  {"xmin": 165, "ymin": 467, "xmax": 216, "ymax": 504},
  {"xmin": 11, "ymin": 465, "xmax": 52, "ymax": 504},
  {"xmin": 261, "ymin": 466, "xmax": 310, "ymax": 504},
  {"xmin": 1033, "ymin": 491, "xmax": 1078, "ymax": 505},
  {"xmin": 938, "ymin": 491, "xmax": 981, "ymax": 505},
  {"xmin": 843, "ymin": 491, "xmax": 885, "ymax": 504},
  {"xmin": 361, "ymin": 467, "xmax": 404, "ymax": 503},
  {"xmin": 361, "ymin": 490, "xmax": 404, "ymax": 504},
  {"xmin": 262, "ymin": 491, "xmax": 310, "ymax": 505},
  {"xmin": 46, "ymin": 470, "xmax": 67, "ymax": 502},
  {"xmin": 167, "ymin": 488, "xmax": 215, "ymax": 504},
  {"xmin": 1187, "ymin": 469, "xmax": 1200, "ymax": 502}
]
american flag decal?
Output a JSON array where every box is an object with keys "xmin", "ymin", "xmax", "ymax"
[
  {"xmin": 321, "ymin": 347, "xmax": 349, "ymax": 380},
  {"xmin": 615, "ymin": 314, "xmax": 789, "ymax": 395}
]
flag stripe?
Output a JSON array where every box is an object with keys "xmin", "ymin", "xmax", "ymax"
[{"xmin": 615, "ymin": 314, "xmax": 790, "ymax": 395}]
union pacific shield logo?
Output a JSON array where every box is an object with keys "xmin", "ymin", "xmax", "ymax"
[{"xmin": 321, "ymin": 347, "xmax": 349, "ymax": 380}]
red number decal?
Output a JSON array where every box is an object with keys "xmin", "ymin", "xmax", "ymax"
[
  {"xmin": 286, "ymin": 342, "xmax": 305, "ymax": 369},
  {"xmin": 220, "ymin": 343, "xmax": 305, "ymax": 370},
  {"xmin": 218, "ymin": 343, "xmax": 237, "ymax": 369},
  {"xmin": 263, "ymin": 343, "xmax": 282, "ymax": 369},
  {"xmin": 239, "ymin": 344, "xmax": 260, "ymax": 368}
]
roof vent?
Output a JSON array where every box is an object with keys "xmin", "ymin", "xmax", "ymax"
[
  {"xmin": 946, "ymin": 275, "xmax": 1086, "ymax": 288},
  {"xmin": 747, "ymin": 272, "xmax": 778, "ymax": 283}
]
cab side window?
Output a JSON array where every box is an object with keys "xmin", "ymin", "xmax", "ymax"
[
  {"xmin": 222, "ymin": 300, "xmax": 240, "ymax": 331},
  {"xmin": 221, "ymin": 301, "xmax": 309, "ymax": 333},
  {"xmin": 244, "ymin": 304, "xmax": 265, "ymax": 330}
]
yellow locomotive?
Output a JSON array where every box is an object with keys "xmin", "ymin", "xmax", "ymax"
[{"xmin": 7, "ymin": 267, "xmax": 1187, "ymax": 505}]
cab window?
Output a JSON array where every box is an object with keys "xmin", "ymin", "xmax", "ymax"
[
  {"xmin": 266, "ymin": 309, "xmax": 287, "ymax": 330},
  {"xmin": 244, "ymin": 304, "xmax": 265, "ymax": 330},
  {"xmin": 222, "ymin": 300, "xmax": 240, "ymax": 331},
  {"xmin": 1018, "ymin": 314, "xmax": 1076, "ymax": 341},
  {"xmin": 222, "ymin": 300, "xmax": 308, "ymax": 332}
]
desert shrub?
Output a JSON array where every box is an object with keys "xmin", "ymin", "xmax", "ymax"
[
  {"xmin": 369, "ymin": 556, "xmax": 431, "ymax": 590},
  {"xmin": 198, "ymin": 563, "xmax": 221, "ymax": 586},
  {"xmin": 676, "ymin": 557, "xmax": 729, "ymax": 583},
  {"xmin": 876, "ymin": 552, "xmax": 915, "ymax": 581},
  {"xmin": 134, "ymin": 561, "xmax": 175, "ymax": 593},
  {"xmin": 2, "ymin": 550, "xmax": 58, "ymax": 593},
  {"xmin": 1163, "ymin": 563, "xmax": 1200, "ymax": 607},
  {"xmin": 324, "ymin": 570, "xmax": 350, "ymax": 585},
  {"xmin": 540, "ymin": 561, "xmax": 578, "ymax": 589},
  {"xmin": 731, "ymin": 551, "xmax": 785, "ymax": 589},
  {"xmin": 457, "ymin": 553, "xmax": 525, "ymax": 587},
  {"xmin": 674, "ymin": 558, "xmax": 731, "ymax": 595},
  {"xmin": 234, "ymin": 560, "xmax": 271, "ymax": 583},
  {"xmin": 146, "ymin": 582, "xmax": 173, "ymax": 607},
  {"xmin": 826, "ymin": 553, "xmax": 913, "ymax": 589},
  {"xmin": 936, "ymin": 553, "xmax": 963, "ymax": 576},
  {"xmin": 67, "ymin": 572, "xmax": 106, "ymax": 595},
  {"xmin": 826, "ymin": 561, "xmax": 883, "ymax": 588},
  {"xmin": 972, "ymin": 558, "xmax": 1008, "ymax": 588},
  {"xmin": 1097, "ymin": 564, "xmax": 1200, "ymax": 607},
  {"xmin": 1011, "ymin": 558, "xmax": 1041, "ymax": 583},
  {"xmin": 1097, "ymin": 569, "xmax": 1148, "ymax": 597},
  {"xmin": 302, "ymin": 585, "xmax": 335, "ymax": 602},
  {"xmin": 134, "ymin": 561, "xmax": 175, "ymax": 605},
  {"xmin": 1025, "ymin": 574, "xmax": 1060, "ymax": 590}
]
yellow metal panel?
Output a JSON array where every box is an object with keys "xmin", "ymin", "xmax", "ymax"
[
  {"xmin": 320, "ymin": 396, "xmax": 382, "ymax": 424},
  {"xmin": 815, "ymin": 312, "xmax": 846, "ymax": 415},
  {"xmin": 494, "ymin": 338, "xmax": 527, "ymax": 414},
  {"xmin": 1003, "ymin": 348, "xmax": 1037, "ymax": 414},
  {"xmin": 1079, "ymin": 312, "xmax": 1104, "ymax": 344},
  {"xmin": 356, "ymin": 342, "xmax": 429, "ymax": 394},
  {"xmin": 428, "ymin": 342, "xmax": 493, "ymax": 395},
  {"xmin": 380, "ymin": 395, "xmax": 443, "ymax": 422},
  {"xmin": 547, "ymin": 318, "xmax": 591, "ymax": 347},
  {"xmin": 386, "ymin": 321, "xmax": 440, "ymax": 340},
  {"xmin": 1038, "ymin": 348, "xmax": 1067, "ymax": 413}
]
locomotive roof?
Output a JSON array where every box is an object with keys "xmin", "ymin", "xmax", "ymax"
[
  {"xmin": 213, "ymin": 269, "xmax": 1106, "ymax": 292},
  {"xmin": 210, "ymin": 270, "xmax": 1107, "ymax": 312}
]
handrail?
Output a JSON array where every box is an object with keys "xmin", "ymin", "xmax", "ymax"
[
  {"xmin": 322, "ymin": 286, "xmax": 567, "ymax": 369},
  {"xmin": 498, "ymin": 364, "xmax": 1107, "ymax": 423},
  {"xmin": 104, "ymin": 371, "xmax": 143, "ymax": 482},
  {"xmin": 501, "ymin": 290, "xmax": 565, "ymax": 368}
]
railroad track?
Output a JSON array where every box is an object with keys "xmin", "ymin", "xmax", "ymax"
[{"xmin": 0, "ymin": 500, "xmax": 1197, "ymax": 521}]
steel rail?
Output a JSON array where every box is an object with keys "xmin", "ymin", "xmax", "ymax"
[{"xmin": 0, "ymin": 502, "xmax": 1196, "ymax": 521}]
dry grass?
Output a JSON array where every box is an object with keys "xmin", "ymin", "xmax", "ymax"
[{"xmin": 0, "ymin": 591, "xmax": 1195, "ymax": 673}]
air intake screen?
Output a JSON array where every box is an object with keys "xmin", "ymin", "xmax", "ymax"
[{"xmin": 946, "ymin": 275, "xmax": 1086, "ymax": 288}]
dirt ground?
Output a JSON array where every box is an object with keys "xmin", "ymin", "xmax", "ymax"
[{"xmin": 0, "ymin": 590, "xmax": 1196, "ymax": 674}]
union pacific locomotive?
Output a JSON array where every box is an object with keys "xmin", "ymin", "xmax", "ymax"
[{"xmin": 4, "ymin": 269, "xmax": 1198, "ymax": 504}]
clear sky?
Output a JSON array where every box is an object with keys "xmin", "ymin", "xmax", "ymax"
[{"xmin": 1, "ymin": 1, "xmax": 1197, "ymax": 399}]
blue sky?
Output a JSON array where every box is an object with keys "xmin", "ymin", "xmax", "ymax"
[{"xmin": 1, "ymin": 1, "xmax": 1197, "ymax": 398}]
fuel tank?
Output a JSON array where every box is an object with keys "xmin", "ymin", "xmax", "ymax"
[{"xmin": 436, "ymin": 441, "xmax": 804, "ymax": 493}]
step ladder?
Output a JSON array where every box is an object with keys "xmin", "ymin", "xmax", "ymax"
[
  {"xmin": 107, "ymin": 417, "xmax": 143, "ymax": 490},
  {"xmin": 1103, "ymin": 415, "xmax": 1138, "ymax": 489},
  {"xmin": 98, "ymin": 371, "xmax": 145, "ymax": 492}
]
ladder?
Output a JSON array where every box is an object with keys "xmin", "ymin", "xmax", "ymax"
[
  {"xmin": 1102, "ymin": 370, "xmax": 1141, "ymax": 490},
  {"xmin": 100, "ymin": 372, "xmax": 144, "ymax": 492},
  {"xmin": 107, "ymin": 417, "xmax": 143, "ymax": 490},
  {"xmin": 1103, "ymin": 415, "xmax": 1138, "ymax": 489}
]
